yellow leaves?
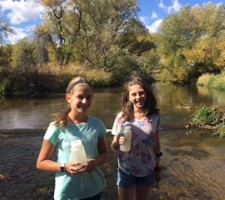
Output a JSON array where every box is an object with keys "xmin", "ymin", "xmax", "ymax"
[
  {"xmin": 177, "ymin": 68, "xmax": 188, "ymax": 81},
  {"xmin": 214, "ymin": 51, "xmax": 225, "ymax": 68},
  {"xmin": 160, "ymin": 55, "xmax": 171, "ymax": 66},
  {"xmin": 42, "ymin": 0, "xmax": 59, "ymax": 7},
  {"xmin": 99, "ymin": 29, "xmax": 112, "ymax": 43},
  {"xmin": 183, "ymin": 36, "xmax": 220, "ymax": 65},
  {"xmin": 197, "ymin": 73, "xmax": 213, "ymax": 86},
  {"xmin": 35, "ymin": 25, "xmax": 50, "ymax": 34},
  {"xmin": 213, "ymin": 36, "xmax": 225, "ymax": 68}
]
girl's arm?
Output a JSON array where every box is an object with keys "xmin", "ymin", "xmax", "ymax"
[
  {"xmin": 155, "ymin": 129, "xmax": 161, "ymax": 155},
  {"xmin": 36, "ymin": 139, "xmax": 60, "ymax": 172},
  {"xmin": 155, "ymin": 114, "xmax": 162, "ymax": 158},
  {"xmin": 96, "ymin": 137, "xmax": 107, "ymax": 166},
  {"xmin": 154, "ymin": 128, "xmax": 162, "ymax": 182},
  {"xmin": 111, "ymin": 135, "xmax": 120, "ymax": 151},
  {"xmin": 154, "ymin": 128, "xmax": 163, "ymax": 168}
]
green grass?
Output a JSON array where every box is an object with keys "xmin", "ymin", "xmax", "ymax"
[
  {"xmin": 191, "ymin": 106, "xmax": 220, "ymax": 126},
  {"xmin": 191, "ymin": 105, "xmax": 225, "ymax": 137},
  {"xmin": 197, "ymin": 70, "xmax": 225, "ymax": 91}
]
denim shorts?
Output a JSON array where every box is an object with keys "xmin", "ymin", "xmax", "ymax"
[{"xmin": 117, "ymin": 168, "xmax": 158, "ymax": 188}]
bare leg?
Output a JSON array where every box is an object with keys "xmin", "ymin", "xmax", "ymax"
[
  {"xmin": 118, "ymin": 186, "xmax": 135, "ymax": 200},
  {"xmin": 135, "ymin": 185, "xmax": 150, "ymax": 200}
]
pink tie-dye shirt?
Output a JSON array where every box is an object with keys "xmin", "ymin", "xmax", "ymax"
[{"xmin": 111, "ymin": 112, "xmax": 161, "ymax": 177}]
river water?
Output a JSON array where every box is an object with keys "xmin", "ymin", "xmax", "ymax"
[
  {"xmin": 1, "ymin": 82, "xmax": 225, "ymax": 130},
  {"xmin": 1, "ymin": 83, "xmax": 225, "ymax": 200}
]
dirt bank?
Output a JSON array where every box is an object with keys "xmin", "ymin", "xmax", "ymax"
[{"xmin": 0, "ymin": 130, "xmax": 225, "ymax": 200}]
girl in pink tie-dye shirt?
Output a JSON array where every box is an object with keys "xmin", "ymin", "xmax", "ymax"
[{"xmin": 111, "ymin": 76, "xmax": 162, "ymax": 200}]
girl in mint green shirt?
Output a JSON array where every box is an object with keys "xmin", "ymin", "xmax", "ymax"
[{"xmin": 37, "ymin": 76, "xmax": 107, "ymax": 200}]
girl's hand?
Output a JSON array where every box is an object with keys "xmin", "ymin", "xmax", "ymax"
[
  {"xmin": 65, "ymin": 161, "xmax": 86, "ymax": 175},
  {"xmin": 117, "ymin": 133, "xmax": 126, "ymax": 145},
  {"xmin": 85, "ymin": 159, "xmax": 96, "ymax": 172}
]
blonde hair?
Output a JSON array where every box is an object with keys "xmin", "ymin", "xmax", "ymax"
[{"xmin": 53, "ymin": 76, "xmax": 93, "ymax": 128}]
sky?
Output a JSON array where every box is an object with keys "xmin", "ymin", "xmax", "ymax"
[{"xmin": 0, "ymin": 0, "xmax": 225, "ymax": 44}]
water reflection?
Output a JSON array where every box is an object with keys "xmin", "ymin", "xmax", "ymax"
[
  {"xmin": 197, "ymin": 86, "xmax": 225, "ymax": 105},
  {"xmin": 0, "ymin": 97, "xmax": 67, "ymax": 129},
  {"xmin": 0, "ymin": 83, "xmax": 225, "ymax": 130}
]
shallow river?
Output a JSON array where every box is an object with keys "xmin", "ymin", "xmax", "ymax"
[{"xmin": 0, "ymin": 83, "xmax": 225, "ymax": 200}]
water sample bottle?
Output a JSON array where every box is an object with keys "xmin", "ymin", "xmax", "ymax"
[
  {"xmin": 71, "ymin": 140, "xmax": 87, "ymax": 165},
  {"xmin": 120, "ymin": 124, "xmax": 132, "ymax": 152}
]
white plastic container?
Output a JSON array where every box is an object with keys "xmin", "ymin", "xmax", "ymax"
[
  {"xmin": 71, "ymin": 140, "xmax": 87, "ymax": 165},
  {"xmin": 120, "ymin": 124, "xmax": 132, "ymax": 152}
]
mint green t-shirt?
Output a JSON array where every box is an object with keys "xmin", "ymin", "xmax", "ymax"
[{"xmin": 44, "ymin": 116, "xmax": 107, "ymax": 200}]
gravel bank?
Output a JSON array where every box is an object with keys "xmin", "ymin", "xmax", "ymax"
[{"xmin": 1, "ymin": 130, "xmax": 225, "ymax": 200}]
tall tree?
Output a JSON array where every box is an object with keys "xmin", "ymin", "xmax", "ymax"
[{"xmin": 40, "ymin": 0, "xmax": 147, "ymax": 69}]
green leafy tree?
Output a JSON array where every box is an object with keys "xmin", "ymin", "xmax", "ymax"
[
  {"xmin": 158, "ymin": 3, "xmax": 225, "ymax": 83},
  {"xmin": 0, "ymin": 45, "xmax": 12, "ymax": 68},
  {"xmin": 75, "ymin": 0, "xmax": 148, "ymax": 70},
  {"xmin": 40, "ymin": 0, "xmax": 148, "ymax": 68},
  {"xmin": 12, "ymin": 38, "xmax": 38, "ymax": 70}
]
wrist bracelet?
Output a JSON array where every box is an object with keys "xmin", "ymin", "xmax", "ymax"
[
  {"xmin": 60, "ymin": 163, "xmax": 65, "ymax": 172},
  {"xmin": 156, "ymin": 152, "xmax": 163, "ymax": 157},
  {"xmin": 64, "ymin": 163, "xmax": 67, "ymax": 172}
]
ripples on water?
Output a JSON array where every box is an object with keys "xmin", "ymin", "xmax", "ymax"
[{"xmin": 1, "ymin": 83, "xmax": 225, "ymax": 130}]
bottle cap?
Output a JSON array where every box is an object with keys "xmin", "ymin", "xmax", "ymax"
[{"xmin": 123, "ymin": 124, "xmax": 131, "ymax": 130}]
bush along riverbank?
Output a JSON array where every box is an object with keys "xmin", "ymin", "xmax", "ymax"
[
  {"xmin": 197, "ymin": 70, "xmax": 225, "ymax": 91},
  {"xmin": 0, "ymin": 63, "xmax": 156, "ymax": 98},
  {"xmin": 188, "ymin": 105, "xmax": 225, "ymax": 138}
]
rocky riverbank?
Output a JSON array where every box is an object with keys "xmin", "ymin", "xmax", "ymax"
[{"xmin": 1, "ymin": 129, "xmax": 225, "ymax": 200}]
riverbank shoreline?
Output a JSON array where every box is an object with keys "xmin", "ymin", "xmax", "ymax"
[{"xmin": 0, "ymin": 128, "xmax": 46, "ymax": 135}]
